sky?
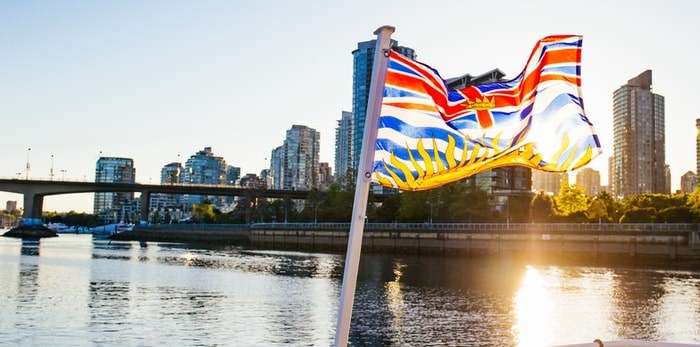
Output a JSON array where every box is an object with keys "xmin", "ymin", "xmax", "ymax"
[{"xmin": 1, "ymin": 0, "xmax": 699, "ymax": 213}]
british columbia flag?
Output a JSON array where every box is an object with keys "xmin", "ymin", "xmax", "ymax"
[{"xmin": 373, "ymin": 35, "xmax": 602, "ymax": 191}]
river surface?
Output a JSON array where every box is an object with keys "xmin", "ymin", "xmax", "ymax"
[{"xmin": 1, "ymin": 234, "xmax": 699, "ymax": 346}]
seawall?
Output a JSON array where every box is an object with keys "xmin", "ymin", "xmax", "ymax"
[{"xmin": 113, "ymin": 223, "xmax": 700, "ymax": 264}]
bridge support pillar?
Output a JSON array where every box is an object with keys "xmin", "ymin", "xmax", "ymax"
[
  {"xmin": 140, "ymin": 190, "xmax": 151, "ymax": 225},
  {"xmin": 22, "ymin": 193, "xmax": 44, "ymax": 226}
]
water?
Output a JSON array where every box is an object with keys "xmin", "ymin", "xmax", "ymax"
[{"xmin": 1, "ymin": 234, "xmax": 699, "ymax": 346}]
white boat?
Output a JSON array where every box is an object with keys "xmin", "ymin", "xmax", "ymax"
[
  {"xmin": 45, "ymin": 223, "xmax": 90, "ymax": 233},
  {"xmin": 91, "ymin": 223, "xmax": 134, "ymax": 236}
]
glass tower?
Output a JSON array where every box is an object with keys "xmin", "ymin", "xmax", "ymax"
[
  {"xmin": 182, "ymin": 147, "xmax": 227, "ymax": 206},
  {"xmin": 611, "ymin": 70, "xmax": 666, "ymax": 198},
  {"xmin": 351, "ymin": 39, "xmax": 415, "ymax": 171},
  {"xmin": 334, "ymin": 111, "xmax": 353, "ymax": 181},
  {"xmin": 270, "ymin": 125, "xmax": 320, "ymax": 190},
  {"xmin": 94, "ymin": 157, "xmax": 135, "ymax": 224}
]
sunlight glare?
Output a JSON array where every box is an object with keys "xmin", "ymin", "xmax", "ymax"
[{"xmin": 513, "ymin": 265, "xmax": 554, "ymax": 347}]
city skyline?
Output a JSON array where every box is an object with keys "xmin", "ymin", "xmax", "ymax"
[{"xmin": 2, "ymin": 1, "xmax": 699, "ymax": 212}]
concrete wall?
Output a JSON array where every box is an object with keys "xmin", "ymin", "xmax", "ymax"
[
  {"xmin": 119, "ymin": 224, "xmax": 700, "ymax": 263},
  {"xmin": 249, "ymin": 229, "xmax": 700, "ymax": 262}
]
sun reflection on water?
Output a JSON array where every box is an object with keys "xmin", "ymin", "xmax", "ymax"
[
  {"xmin": 182, "ymin": 252, "xmax": 195, "ymax": 266},
  {"xmin": 385, "ymin": 260, "xmax": 407, "ymax": 340},
  {"xmin": 513, "ymin": 265, "xmax": 554, "ymax": 347}
]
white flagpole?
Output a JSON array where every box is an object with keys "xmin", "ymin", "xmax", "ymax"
[{"xmin": 334, "ymin": 25, "xmax": 395, "ymax": 347}]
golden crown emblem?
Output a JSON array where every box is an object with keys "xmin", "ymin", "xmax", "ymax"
[{"xmin": 464, "ymin": 96, "xmax": 496, "ymax": 110}]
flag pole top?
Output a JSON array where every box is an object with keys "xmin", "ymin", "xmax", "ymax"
[{"xmin": 374, "ymin": 25, "xmax": 395, "ymax": 35}]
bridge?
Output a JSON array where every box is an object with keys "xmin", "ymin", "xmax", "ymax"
[{"xmin": 0, "ymin": 178, "xmax": 312, "ymax": 226}]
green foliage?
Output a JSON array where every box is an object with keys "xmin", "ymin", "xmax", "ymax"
[
  {"xmin": 398, "ymin": 190, "xmax": 431, "ymax": 222},
  {"xmin": 507, "ymin": 194, "xmax": 532, "ymax": 223},
  {"xmin": 125, "ymin": 176, "xmax": 700, "ymax": 224},
  {"xmin": 449, "ymin": 187, "xmax": 492, "ymax": 223},
  {"xmin": 624, "ymin": 193, "xmax": 686, "ymax": 212},
  {"xmin": 587, "ymin": 198, "xmax": 608, "ymax": 222},
  {"xmin": 594, "ymin": 191, "xmax": 622, "ymax": 222},
  {"xmin": 373, "ymin": 194, "xmax": 400, "ymax": 222},
  {"xmin": 687, "ymin": 188, "xmax": 700, "ymax": 215},
  {"xmin": 530, "ymin": 192, "xmax": 555, "ymax": 222},
  {"xmin": 191, "ymin": 203, "xmax": 215, "ymax": 223},
  {"xmin": 554, "ymin": 184, "xmax": 588, "ymax": 216},
  {"xmin": 620, "ymin": 207, "xmax": 656, "ymax": 223},
  {"xmin": 43, "ymin": 211, "xmax": 102, "ymax": 227},
  {"xmin": 324, "ymin": 183, "xmax": 355, "ymax": 222},
  {"xmin": 656, "ymin": 206, "xmax": 697, "ymax": 223}
]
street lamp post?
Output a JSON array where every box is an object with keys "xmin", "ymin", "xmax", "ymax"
[
  {"xmin": 61, "ymin": 169, "xmax": 67, "ymax": 181},
  {"xmin": 50, "ymin": 154, "xmax": 54, "ymax": 181},
  {"xmin": 25, "ymin": 148, "xmax": 31, "ymax": 180}
]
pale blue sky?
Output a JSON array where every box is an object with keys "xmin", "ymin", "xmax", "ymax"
[{"xmin": 1, "ymin": 0, "xmax": 699, "ymax": 212}]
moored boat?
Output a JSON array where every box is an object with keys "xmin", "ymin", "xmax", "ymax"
[{"xmin": 91, "ymin": 223, "xmax": 134, "ymax": 236}]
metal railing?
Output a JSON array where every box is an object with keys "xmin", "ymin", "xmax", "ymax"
[{"xmin": 249, "ymin": 222, "xmax": 698, "ymax": 232}]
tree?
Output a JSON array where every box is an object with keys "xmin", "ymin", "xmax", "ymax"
[
  {"xmin": 624, "ymin": 193, "xmax": 685, "ymax": 213},
  {"xmin": 151, "ymin": 210, "xmax": 161, "ymax": 224},
  {"xmin": 445, "ymin": 186, "xmax": 492, "ymax": 223},
  {"xmin": 507, "ymin": 194, "xmax": 532, "ymax": 223},
  {"xmin": 301, "ymin": 188, "xmax": 328, "ymax": 222},
  {"xmin": 398, "ymin": 190, "xmax": 430, "ymax": 222},
  {"xmin": 656, "ymin": 206, "xmax": 697, "ymax": 223},
  {"xmin": 325, "ymin": 183, "xmax": 354, "ymax": 222},
  {"xmin": 373, "ymin": 194, "xmax": 400, "ymax": 222},
  {"xmin": 619, "ymin": 207, "xmax": 656, "ymax": 223},
  {"xmin": 587, "ymin": 198, "xmax": 608, "ymax": 223},
  {"xmin": 687, "ymin": 188, "xmax": 700, "ymax": 215},
  {"xmin": 530, "ymin": 192, "xmax": 555, "ymax": 222},
  {"xmin": 594, "ymin": 191, "xmax": 622, "ymax": 223},
  {"xmin": 555, "ymin": 184, "xmax": 588, "ymax": 216},
  {"xmin": 191, "ymin": 203, "xmax": 215, "ymax": 223}
]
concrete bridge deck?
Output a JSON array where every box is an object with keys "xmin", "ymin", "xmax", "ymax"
[{"xmin": 0, "ymin": 178, "xmax": 311, "ymax": 226}]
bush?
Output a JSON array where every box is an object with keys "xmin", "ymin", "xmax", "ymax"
[{"xmin": 619, "ymin": 207, "xmax": 656, "ymax": 223}]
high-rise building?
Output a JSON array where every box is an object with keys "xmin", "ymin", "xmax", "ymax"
[
  {"xmin": 351, "ymin": 39, "xmax": 415, "ymax": 170},
  {"xmin": 680, "ymin": 171, "xmax": 696, "ymax": 194},
  {"xmin": 226, "ymin": 166, "xmax": 241, "ymax": 185},
  {"xmin": 318, "ymin": 162, "xmax": 332, "ymax": 191},
  {"xmin": 532, "ymin": 171, "xmax": 567, "ymax": 195},
  {"xmin": 94, "ymin": 157, "xmax": 136, "ymax": 224},
  {"xmin": 161, "ymin": 162, "xmax": 182, "ymax": 184},
  {"xmin": 576, "ymin": 168, "xmax": 601, "ymax": 196},
  {"xmin": 335, "ymin": 111, "xmax": 353, "ymax": 181},
  {"xmin": 150, "ymin": 162, "xmax": 183, "ymax": 213},
  {"xmin": 260, "ymin": 169, "xmax": 272, "ymax": 189},
  {"xmin": 239, "ymin": 173, "xmax": 266, "ymax": 189},
  {"xmin": 270, "ymin": 125, "xmax": 320, "ymax": 190},
  {"xmin": 270, "ymin": 146, "xmax": 283, "ymax": 190},
  {"xmin": 182, "ymin": 147, "xmax": 227, "ymax": 206},
  {"xmin": 611, "ymin": 70, "xmax": 666, "ymax": 198}
]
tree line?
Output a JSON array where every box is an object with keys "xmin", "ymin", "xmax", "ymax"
[
  {"xmin": 190, "ymin": 179, "xmax": 700, "ymax": 224},
  {"xmin": 31, "ymin": 180, "xmax": 700, "ymax": 225}
]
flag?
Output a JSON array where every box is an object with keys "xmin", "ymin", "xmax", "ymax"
[{"xmin": 372, "ymin": 35, "xmax": 601, "ymax": 191}]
